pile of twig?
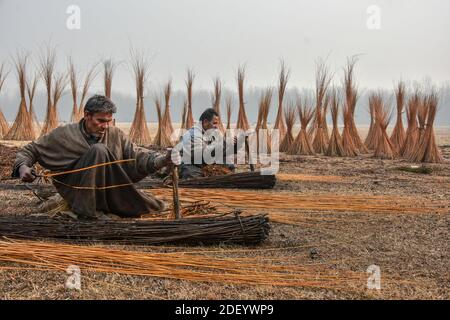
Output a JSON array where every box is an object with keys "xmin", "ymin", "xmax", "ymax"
[
  {"xmin": 178, "ymin": 171, "xmax": 276, "ymax": 189},
  {"xmin": 0, "ymin": 213, "xmax": 270, "ymax": 245}
]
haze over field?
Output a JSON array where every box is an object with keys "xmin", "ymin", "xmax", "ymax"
[{"xmin": 0, "ymin": 0, "xmax": 449, "ymax": 124}]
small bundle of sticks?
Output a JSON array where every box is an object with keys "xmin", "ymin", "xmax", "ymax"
[{"xmin": 0, "ymin": 213, "xmax": 270, "ymax": 245}]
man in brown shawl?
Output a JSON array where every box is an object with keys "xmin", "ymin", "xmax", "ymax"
[{"xmin": 13, "ymin": 95, "xmax": 177, "ymax": 219}]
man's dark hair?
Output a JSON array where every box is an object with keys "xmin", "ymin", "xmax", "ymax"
[
  {"xmin": 84, "ymin": 95, "xmax": 117, "ymax": 114},
  {"xmin": 199, "ymin": 108, "xmax": 219, "ymax": 122}
]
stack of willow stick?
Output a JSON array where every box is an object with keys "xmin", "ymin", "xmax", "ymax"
[{"xmin": 0, "ymin": 213, "xmax": 270, "ymax": 245}]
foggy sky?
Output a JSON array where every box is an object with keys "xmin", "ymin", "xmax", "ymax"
[{"xmin": 0, "ymin": 0, "xmax": 449, "ymax": 124}]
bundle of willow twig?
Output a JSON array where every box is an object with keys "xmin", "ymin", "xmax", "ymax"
[
  {"xmin": 274, "ymin": 60, "xmax": 290, "ymax": 140},
  {"xmin": 0, "ymin": 239, "xmax": 381, "ymax": 291},
  {"xmin": 178, "ymin": 171, "xmax": 276, "ymax": 189},
  {"xmin": 4, "ymin": 52, "xmax": 35, "ymax": 141},
  {"xmin": 0, "ymin": 213, "xmax": 270, "ymax": 245}
]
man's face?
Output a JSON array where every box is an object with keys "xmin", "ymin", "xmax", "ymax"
[
  {"xmin": 84, "ymin": 112, "xmax": 114, "ymax": 136},
  {"xmin": 202, "ymin": 115, "xmax": 219, "ymax": 131}
]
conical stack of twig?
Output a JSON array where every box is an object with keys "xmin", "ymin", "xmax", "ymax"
[
  {"xmin": 415, "ymin": 96, "xmax": 428, "ymax": 149},
  {"xmin": 68, "ymin": 58, "xmax": 79, "ymax": 123},
  {"xmin": 342, "ymin": 57, "xmax": 367, "ymax": 154},
  {"xmin": 274, "ymin": 60, "xmax": 290, "ymax": 140},
  {"xmin": 255, "ymin": 88, "xmax": 272, "ymax": 153},
  {"xmin": 409, "ymin": 91, "xmax": 443, "ymax": 163},
  {"xmin": 40, "ymin": 45, "xmax": 57, "ymax": 136},
  {"xmin": 153, "ymin": 96, "xmax": 172, "ymax": 147},
  {"xmin": 401, "ymin": 91, "xmax": 420, "ymax": 157},
  {"xmin": 288, "ymin": 98, "xmax": 315, "ymax": 155},
  {"xmin": 310, "ymin": 60, "xmax": 331, "ymax": 153},
  {"xmin": 325, "ymin": 89, "xmax": 344, "ymax": 157},
  {"xmin": 178, "ymin": 99, "xmax": 188, "ymax": 140},
  {"xmin": 103, "ymin": 59, "xmax": 117, "ymax": 99},
  {"xmin": 162, "ymin": 80, "xmax": 174, "ymax": 140},
  {"xmin": 364, "ymin": 97, "xmax": 376, "ymax": 150},
  {"xmin": 129, "ymin": 50, "xmax": 152, "ymax": 145},
  {"xmin": 280, "ymin": 102, "xmax": 296, "ymax": 152},
  {"xmin": 51, "ymin": 73, "xmax": 68, "ymax": 127},
  {"xmin": 390, "ymin": 81, "xmax": 406, "ymax": 151},
  {"xmin": 0, "ymin": 63, "xmax": 10, "ymax": 138},
  {"xmin": 226, "ymin": 96, "xmax": 232, "ymax": 130},
  {"xmin": 77, "ymin": 64, "xmax": 98, "ymax": 119},
  {"xmin": 371, "ymin": 93, "xmax": 396, "ymax": 159},
  {"xmin": 211, "ymin": 77, "xmax": 225, "ymax": 133},
  {"xmin": 185, "ymin": 69, "xmax": 195, "ymax": 129},
  {"xmin": 5, "ymin": 53, "xmax": 35, "ymax": 141},
  {"xmin": 236, "ymin": 65, "xmax": 250, "ymax": 131},
  {"xmin": 26, "ymin": 73, "xmax": 40, "ymax": 136}
]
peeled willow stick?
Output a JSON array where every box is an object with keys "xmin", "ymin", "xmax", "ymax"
[
  {"xmin": 39, "ymin": 45, "xmax": 57, "ymax": 136},
  {"xmin": 162, "ymin": 80, "xmax": 174, "ymax": 139},
  {"xmin": 325, "ymin": 89, "xmax": 344, "ymax": 157},
  {"xmin": 211, "ymin": 77, "xmax": 225, "ymax": 133},
  {"xmin": 274, "ymin": 60, "xmax": 290, "ymax": 140},
  {"xmin": 288, "ymin": 97, "xmax": 315, "ymax": 155},
  {"xmin": 280, "ymin": 102, "xmax": 296, "ymax": 152},
  {"xmin": 0, "ymin": 63, "xmax": 10, "ymax": 138},
  {"xmin": 236, "ymin": 65, "xmax": 250, "ymax": 131},
  {"xmin": 5, "ymin": 52, "xmax": 35, "ymax": 141},
  {"xmin": 185, "ymin": 69, "xmax": 195, "ymax": 129},
  {"xmin": 129, "ymin": 49, "xmax": 152, "ymax": 145},
  {"xmin": 390, "ymin": 81, "xmax": 406, "ymax": 152},
  {"xmin": 371, "ymin": 93, "xmax": 396, "ymax": 159},
  {"xmin": 409, "ymin": 91, "xmax": 443, "ymax": 163}
]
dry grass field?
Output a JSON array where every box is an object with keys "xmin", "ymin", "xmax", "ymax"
[{"xmin": 0, "ymin": 124, "xmax": 448, "ymax": 300}]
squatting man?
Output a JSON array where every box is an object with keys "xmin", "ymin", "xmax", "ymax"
[{"xmin": 13, "ymin": 96, "xmax": 257, "ymax": 220}]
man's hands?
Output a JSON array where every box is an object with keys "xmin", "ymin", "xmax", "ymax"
[
  {"xmin": 155, "ymin": 148, "xmax": 182, "ymax": 170},
  {"xmin": 19, "ymin": 165, "xmax": 36, "ymax": 183}
]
